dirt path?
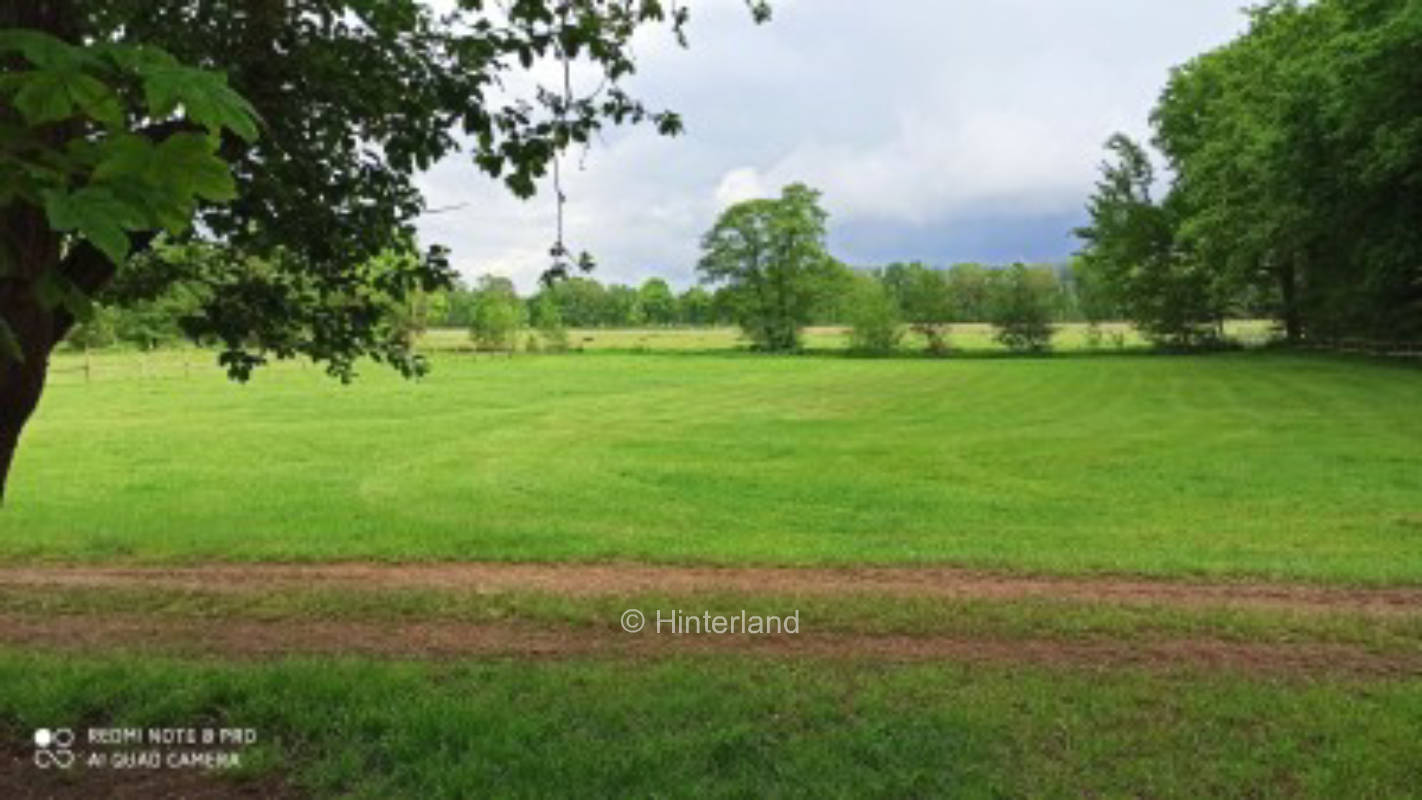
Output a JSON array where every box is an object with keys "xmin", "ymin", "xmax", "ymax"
[
  {"xmin": 0, "ymin": 612, "xmax": 1418, "ymax": 678},
  {"xmin": 3, "ymin": 564, "xmax": 1419, "ymax": 678},
  {"xmin": 2, "ymin": 563, "xmax": 1420, "ymax": 614},
  {"xmin": 5, "ymin": 564, "xmax": 1418, "ymax": 799}
]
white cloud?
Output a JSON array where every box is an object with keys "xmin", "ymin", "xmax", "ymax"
[
  {"xmin": 713, "ymin": 167, "xmax": 771, "ymax": 209},
  {"xmin": 414, "ymin": 1, "xmax": 1249, "ymax": 291}
]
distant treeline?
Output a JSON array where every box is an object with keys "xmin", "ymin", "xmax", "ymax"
[
  {"xmin": 401, "ymin": 253, "xmax": 1139, "ymax": 353},
  {"xmin": 443, "ymin": 263, "xmax": 1104, "ymax": 329},
  {"xmin": 68, "ymin": 259, "xmax": 1115, "ymax": 352}
]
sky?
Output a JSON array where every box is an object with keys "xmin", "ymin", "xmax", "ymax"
[{"xmin": 414, "ymin": 0, "xmax": 1250, "ymax": 292}]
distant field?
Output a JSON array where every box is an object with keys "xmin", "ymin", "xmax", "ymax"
[
  {"xmin": 419, "ymin": 320, "xmax": 1277, "ymax": 354},
  {"xmin": 39, "ymin": 321, "xmax": 1276, "ymax": 386},
  {"xmin": 8, "ymin": 344, "xmax": 1420, "ymax": 582}
]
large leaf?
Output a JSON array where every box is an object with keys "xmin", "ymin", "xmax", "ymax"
[
  {"xmin": 11, "ymin": 70, "xmax": 77, "ymax": 125},
  {"xmin": 179, "ymin": 72, "xmax": 261, "ymax": 142},
  {"xmin": 83, "ymin": 134, "xmax": 230, "ymax": 231},
  {"xmin": 91, "ymin": 134, "xmax": 158, "ymax": 182},
  {"xmin": 154, "ymin": 132, "xmax": 238, "ymax": 202},
  {"xmin": 64, "ymin": 71, "xmax": 125, "ymax": 128},
  {"xmin": 142, "ymin": 66, "xmax": 260, "ymax": 141},
  {"xmin": 94, "ymin": 42, "xmax": 179, "ymax": 73},
  {"xmin": 41, "ymin": 186, "xmax": 146, "ymax": 265},
  {"xmin": 107, "ymin": 179, "xmax": 195, "ymax": 235},
  {"xmin": 0, "ymin": 29, "xmax": 79, "ymax": 70},
  {"xmin": 10, "ymin": 66, "xmax": 123, "ymax": 128}
]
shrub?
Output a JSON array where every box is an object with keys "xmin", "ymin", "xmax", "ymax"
[
  {"xmin": 845, "ymin": 274, "xmax": 904, "ymax": 354},
  {"xmin": 532, "ymin": 294, "xmax": 570, "ymax": 353},
  {"xmin": 990, "ymin": 263, "xmax": 1057, "ymax": 353},
  {"xmin": 469, "ymin": 278, "xmax": 524, "ymax": 352},
  {"xmin": 64, "ymin": 305, "xmax": 119, "ymax": 351}
]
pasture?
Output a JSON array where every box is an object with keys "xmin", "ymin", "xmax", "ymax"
[
  {"xmin": 7, "ymin": 1, "xmax": 1419, "ymax": 795},
  {"xmin": 6, "ymin": 334, "xmax": 1420, "ymax": 582},
  {"xmin": 2, "ymin": 332, "xmax": 1420, "ymax": 798}
]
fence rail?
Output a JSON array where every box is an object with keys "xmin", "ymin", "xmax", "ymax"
[{"xmin": 44, "ymin": 349, "xmax": 315, "ymax": 386}]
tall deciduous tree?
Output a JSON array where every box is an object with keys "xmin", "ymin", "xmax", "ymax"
[
  {"xmin": 637, "ymin": 277, "xmax": 677, "ymax": 326},
  {"xmin": 0, "ymin": 0, "xmax": 770, "ymax": 500},
  {"xmin": 603, "ymin": 284, "xmax": 641, "ymax": 327},
  {"xmin": 541, "ymin": 277, "xmax": 607, "ymax": 328},
  {"xmin": 1078, "ymin": 0, "xmax": 1421, "ymax": 347},
  {"xmin": 946, "ymin": 263, "xmax": 991, "ymax": 323},
  {"xmin": 696, "ymin": 183, "xmax": 834, "ymax": 352},
  {"xmin": 1074, "ymin": 135, "xmax": 1225, "ymax": 347}
]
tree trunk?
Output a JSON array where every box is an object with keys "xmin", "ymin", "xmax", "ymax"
[
  {"xmin": 0, "ymin": 304, "xmax": 52, "ymax": 505},
  {"xmin": 1279, "ymin": 257, "xmax": 1302, "ymax": 344},
  {"xmin": 0, "ymin": 207, "xmax": 62, "ymax": 504},
  {"xmin": 0, "ymin": 0, "xmax": 105, "ymax": 503}
]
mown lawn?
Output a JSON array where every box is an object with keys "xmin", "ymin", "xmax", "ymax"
[
  {"xmin": 2, "ymin": 652, "xmax": 1419, "ymax": 799},
  {"xmin": 6, "ymin": 347, "xmax": 1420, "ymax": 582}
]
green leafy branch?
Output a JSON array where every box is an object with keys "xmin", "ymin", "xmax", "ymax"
[{"xmin": 0, "ymin": 28, "xmax": 260, "ymax": 299}]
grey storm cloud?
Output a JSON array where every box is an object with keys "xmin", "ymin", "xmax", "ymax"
[{"xmin": 414, "ymin": 0, "xmax": 1248, "ymax": 291}]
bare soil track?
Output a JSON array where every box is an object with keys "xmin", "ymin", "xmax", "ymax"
[
  {"xmin": 0, "ymin": 563, "xmax": 1420, "ymax": 679},
  {"xmin": 0, "ymin": 613, "xmax": 1418, "ymax": 678},
  {"xmin": 2, "ymin": 564, "xmax": 1421, "ymax": 798},
  {"xmin": 3, "ymin": 563, "xmax": 1421, "ymax": 614}
]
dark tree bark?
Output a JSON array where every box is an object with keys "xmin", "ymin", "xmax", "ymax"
[
  {"xmin": 0, "ymin": 208, "xmax": 62, "ymax": 503},
  {"xmin": 0, "ymin": 0, "xmax": 82, "ymax": 503},
  {"xmin": 0, "ymin": 223, "xmax": 127, "ymax": 502}
]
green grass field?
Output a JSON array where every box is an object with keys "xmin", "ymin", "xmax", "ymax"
[
  {"xmin": 5, "ymin": 329, "xmax": 1421, "ymax": 798},
  {"xmin": 7, "ymin": 337, "xmax": 1420, "ymax": 582},
  {"xmin": 5, "ymin": 652, "xmax": 1420, "ymax": 799}
]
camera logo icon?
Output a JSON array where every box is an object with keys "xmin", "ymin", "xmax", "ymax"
[{"xmin": 33, "ymin": 728, "xmax": 76, "ymax": 769}]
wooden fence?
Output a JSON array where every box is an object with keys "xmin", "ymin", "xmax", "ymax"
[{"xmin": 43, "ymin": 349, "xmax": 315, "ymax": 385}]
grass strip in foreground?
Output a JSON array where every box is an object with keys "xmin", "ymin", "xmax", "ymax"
[{"xmin": 2, "ymin": 652, "xmax": 1420, "ymax": 799}]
